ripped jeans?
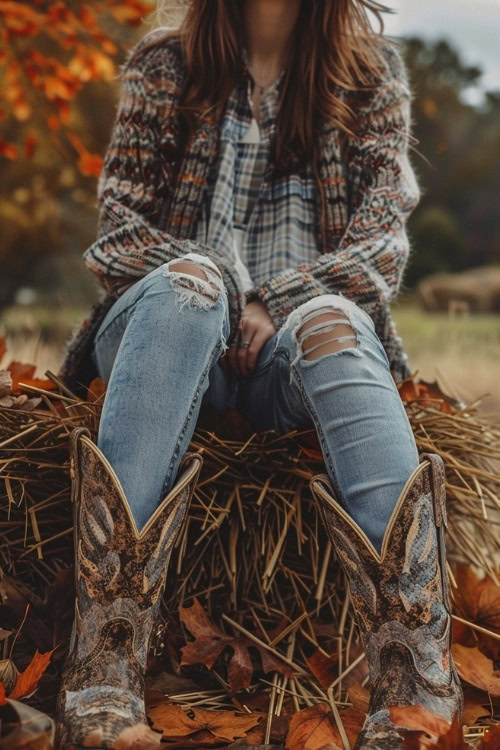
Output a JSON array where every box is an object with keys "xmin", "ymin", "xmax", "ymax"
[{"xmin": 91, "ymin": 253, "xmax": 419, "ymax": 551}]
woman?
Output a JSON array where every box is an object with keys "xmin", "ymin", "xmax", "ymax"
[{"xmin": 56, "ymin": 1, "xmax": 463, "ymax": 748}]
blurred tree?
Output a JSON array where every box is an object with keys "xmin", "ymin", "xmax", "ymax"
[
  {"xmin": 0, "ymin": 0, "xmax": 154, "ymax": 310},
  {"xmin": 403, "ymin": 36, "xmax": 500, "ymax": 285}
]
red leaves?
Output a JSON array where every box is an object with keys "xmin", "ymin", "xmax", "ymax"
[
  {"xmin": 179, "ymin": 599, "xmax": 294, "ymax": 692},
  {"xmin": 0, "ymin": 0, "xmax": 152, "ymax": 174},
  {"xmin": 67, "ymin": 132, "xmax": 103, "ymax": 178},
  {"xmin": 397, "ymin": 376, "xmax": 457, "ymax": 413}
]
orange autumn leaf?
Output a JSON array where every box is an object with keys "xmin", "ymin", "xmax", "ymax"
[
  {"xmin": 78, "ymin": 151, "xmax": 103, "ymax": 177},
  {"xmin": 452, "ymin": 565, "xmax": 500, "ymax": 658},
  {"xmin": 286, "ymin": 704, "xmax": 364, "ymax": 750},
  {"xmin": 0, "ymin": 681, "xmax": 6, "ymax": 706},
  {"xmin": 389, "ymin": 705, "xmax": 451, "ymax": 738},
  {"xmin": 0, "ymin": 137, "xmax": 19, "ymax": 159},
  {"xmin": 0, "ymin": 336, "xmax": 7, "ymax": 364},
  {"xmin": 479, "ymin": 725, "xmax": 500, "ymax": 749},
  {"xmin": 402, "ymin": 718, "xmax": 468, "ymax": 749},
  {"xmin": 348, "ymin": 682, "xmax": 370, "ymax": 714},
  {"xmin": 306, "ymin": 649, "xmax": 339, "ymax": 689},
  {"xmin": 8, "ymin": 649, "xmax": 54, "ymax": 700},
  {"xmin": 397, "ymin": 377, "xmax": 455, "ymax": 414},
  {"xmin": 5, "ymin": 359, "xmax": 56, "ymax": 394},
  {"xmin": 87, "ymin": 377, "xmax": 107, "ymax": 402},
  {"xmin": 148, "ymin": 703, "xmax": 259, "ymax": 743},
  {"xmin": 7, "ymin": 360, "xmax": 36, "ymax": 381},
  {"xmin": 452, "ymin": 644, "xmax": 500, "ymax": 696}
]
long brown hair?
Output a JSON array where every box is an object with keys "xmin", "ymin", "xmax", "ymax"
[{"xmin": 142, "ymin": 0, "xmax": 396, "ymax": 176}]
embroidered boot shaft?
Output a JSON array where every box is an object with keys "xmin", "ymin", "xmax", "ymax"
[
  {"xmin": 310, "ymin": 453, "xmax": 463, "ymax": 749},
  {"xmin": 56, "ymin": 427, "xmax": 202, "ymax": 750}
]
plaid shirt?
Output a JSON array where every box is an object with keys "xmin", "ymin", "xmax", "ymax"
[
  {"xmin": 196, "ymin": 69, "xmax": 319, "ymax": 292},
  {"xmin": 57, "ymin": 29, "xmax": 421, "ymax": 397}
]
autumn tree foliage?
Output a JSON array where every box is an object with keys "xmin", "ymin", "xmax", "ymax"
[
  {"xmin": 0, "ymin": 0, "xmax": 156, "ymax": 310},
  {"xmin": 0, "ymin": 0, "xmax": 154, "ymax": 171}
]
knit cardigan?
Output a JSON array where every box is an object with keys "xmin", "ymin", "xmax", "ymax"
[{"xmin": 57, "ymin": 28, "xmax": 420, "ymax": 398}]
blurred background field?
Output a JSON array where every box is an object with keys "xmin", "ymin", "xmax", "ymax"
[{"xmin": 1, "ymin": 299, "xmax": 499, "ymax": 410}]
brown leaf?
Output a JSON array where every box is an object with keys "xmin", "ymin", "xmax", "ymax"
[
  {"xmin": 285, "ymin": 704, "xmax": 364, "ymax": 750},
  {"xmin": 179, "ymin": 600, "xmax": 294, "ymax": 692},
  {"xmin": 148, "ymin": 703, "xmax": 259, "ymax": 743},
  {"xmin": 462, "ymin": 702, "xmax": 491, "ymax": 727},
  {"xmin": 479, "ymin": 725, "xmax": 500, "ymax": 749},
  {"xmin": 347, "ymin": 682, "xmax": 370, "ymax": 714},
  {"xmin": 87, "ymin": 377, "xmax": 107, "ymax": 402},
  {"xmin": 452, "ymin": 644, "xmax": 500, "ymax": 696},
  {"xmin": 8, "ymin": 649, "xmax": 54, "ymax": 700},
  {"xmin": 389, "ymin": 705, "xmax": 450, "ymax": 738},
  {"xmin": 453, "ymin": 565, "xmax": 500, "ymax": 659},
  {"xmin": 402, "ymin": 717, "xmax": 467, "ymax": 750},
  {"xmin": 306, "ymin": 649, "xmax": 338, "ymax": 689}
]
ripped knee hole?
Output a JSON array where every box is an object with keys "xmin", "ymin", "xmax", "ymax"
[
  {"xmin": 166, "ymin": 259, "xmax": 224, "ymax": 307},
  {"xmin": 297, "ymin": 308, "xmax": 357, "ymax": 361}
]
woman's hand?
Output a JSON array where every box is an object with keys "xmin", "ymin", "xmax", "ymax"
[{"xmin": 224, "ymin": 300, "xmax": 277, "ymax": 377}]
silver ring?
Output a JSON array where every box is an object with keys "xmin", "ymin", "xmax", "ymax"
[{"xmin": 239, "ymin": 340, "xmax": 251, "ymax": 349}]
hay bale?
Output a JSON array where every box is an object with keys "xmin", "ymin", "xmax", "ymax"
[{"xmin": 1, "ymin": 373, "xmax": 499, "ymax": 703}]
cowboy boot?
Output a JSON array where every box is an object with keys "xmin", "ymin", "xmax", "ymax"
[
  {"xmin": 55, "ymin": 426, "xmax": 202, "ymax": 750},
  {"xmin": 310, "ymin": 453, "xmax": 463, "ymax": 749}
]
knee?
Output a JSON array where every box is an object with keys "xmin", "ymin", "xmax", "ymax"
[
  {"xmin": 162, "ymin": 253, "xmax": 225, "ymax": 311},
  {"xmin": 294, "ymin": 296, "xmax": 358, "ymax": 361}
]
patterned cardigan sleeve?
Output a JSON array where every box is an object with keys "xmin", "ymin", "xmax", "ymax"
[
  {"xmin": 82, "ymin": 32, "xmax": 244, "ymax": 325},
  {"xmin": 249, "ymin": 45, "xmax": 420, "ymax": 380}
]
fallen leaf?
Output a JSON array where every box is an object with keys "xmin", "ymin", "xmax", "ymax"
[
  {"xmin": 87, "ymin": 377, "xmax": 107, "ymax": 402},
  {"xmin": 306, "ymin": 649, "xmax": 338, "ymax": 689},
  {"xmin": 452, "ymin": 644, "xmax": 500, "ymax": 696},
  {"xmin": 179, "ymin": 599, "xmax": 294, "ymax": 691},
  {"xmin": 402, "ymin": 717, "xmax": 468, "ymax": 749},
  {"xmin": 453, "ymin": 565, "xmax": 500, "ymax": 659},
  {"xmin": 462, "ymin": 701, "xmax": 491, "ymax": 727},
  {"xmin": 9, "ymin": 649, "xmax": 55, "ymax": 700},
  {"xmin": 148, "ymin": 703, "xmax": 259, "ymax": 743},
  {"xmin": 347, "ymin": 682, "xmax": 370, "ymax": 713},
  {"xmin": 389, "ymin": 705, "xmax": 450, "ymax": 738},
  {"xmin": 285, "ymin": 704, "xmax": 364, "ymax": 750},
  {"xmin": 479, "ymin": 725, "xmax": 500, "ymax": 749}
]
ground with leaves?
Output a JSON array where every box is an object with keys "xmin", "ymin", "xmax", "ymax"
[{"xmin": 0, "ymin": 340, "xmax": 499, "ymax": 749}]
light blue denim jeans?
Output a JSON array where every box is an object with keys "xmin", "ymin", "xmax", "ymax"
[{"xmin": 91, "ymin": 253, "xmax": 419, "ymax": 551}]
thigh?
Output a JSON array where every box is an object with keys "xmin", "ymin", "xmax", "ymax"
[
  {"xmin": 90, "ymin": 269, "xmax": 163, "ymax": 380},
  {"xmin": 235, "ymin": 333, "xmax": 312, "ymax": 434}
]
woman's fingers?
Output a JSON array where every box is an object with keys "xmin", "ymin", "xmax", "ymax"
[
  {"xmin": 245, "ymin": 324, "xmax": 274, "ymax": 374},
  {"xmin": 236, "ymin": 332, "xmax": 255, "ymax": 377}
]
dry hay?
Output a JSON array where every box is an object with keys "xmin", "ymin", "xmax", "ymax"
[{"xmin": 0, "ymin": 372, "xmax": 500, "ymax": 719}]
